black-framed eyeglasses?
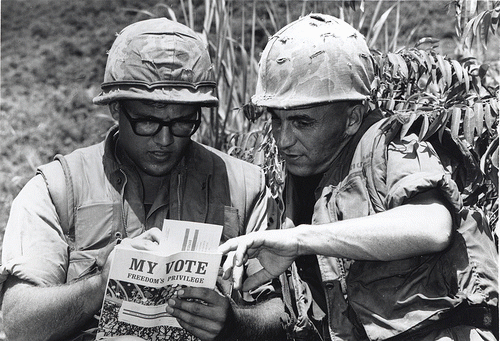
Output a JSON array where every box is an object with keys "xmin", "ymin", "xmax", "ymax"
[{"xmin": 121, "ymin": 106, "xmax": 201, "ymax": 137}]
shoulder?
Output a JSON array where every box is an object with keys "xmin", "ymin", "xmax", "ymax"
[
  {"xmin": 191, "ymin": 142, "xmax": 264, "ymax": 177},
  {"xmin": 190, "ymin": 142, "xmax": 266, "ymax": 199},
  {"xmin": 62, "ymin": 141, "xmax": 105, "ymax": 165},
  {"xmin": 37, "ymin": 141, "xmax": 105, "ymax": 182}
]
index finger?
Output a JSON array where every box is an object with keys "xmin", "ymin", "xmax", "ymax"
[
  {"xmin": 217, "ymin": 238, "xmax": 239, "ymax": 255},
  {"xmin": 218, "ymin": 236, "xmax": 251, "ymax": 267}
]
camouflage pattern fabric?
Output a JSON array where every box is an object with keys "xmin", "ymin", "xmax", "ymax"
[
  {"xmin": 252, "ymin": 13, "xmax": 374, "ymax": 109},
  {"xmin": 93, "ymin": 18, "xmax": 218, "ymax": 106}
]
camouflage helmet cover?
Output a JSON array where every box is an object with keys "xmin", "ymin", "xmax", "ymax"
[
  {"xmin": 93, "ymin": 18, "xmax": 218, "ymax": 106},
  {"xmin": 252, "ymin": 13, "xmax": 374, "ymax": 109}
]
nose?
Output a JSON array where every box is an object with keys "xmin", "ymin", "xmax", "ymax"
[
  {"xmin": 274, "ymin": 121, "xmax": 296, "ymax": 150},
  {"xmin": 153, "ymin": 126, "xmax": 174, "ymax": 146}
]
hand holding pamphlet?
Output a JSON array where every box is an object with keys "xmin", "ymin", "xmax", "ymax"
[{"xmin": 96, "ymin": 220, "xmax": 223, "ymax": 340}]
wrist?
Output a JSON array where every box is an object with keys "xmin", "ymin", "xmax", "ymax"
[
  {"xmin": 294, "ymin": 224, "xmax": 310, "ymax": 256},
  {"xmin": 215, "ymin": 304, "xmax": 237, "ymax": 341},
  {"xmin": 82, "ymin": 271, "xmax": 107, "ymax": 314}
]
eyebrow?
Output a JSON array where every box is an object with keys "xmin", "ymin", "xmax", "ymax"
[
  {"xmin": 268, "ymin": 109, "xmax": 315, "ymax": 122},
  {"xmin": 128, "ymin": 109, "xmax": 198, "ymax": 121}
]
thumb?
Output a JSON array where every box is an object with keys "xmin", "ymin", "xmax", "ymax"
[{"xmin": 242, "ymin": 268, "xmax": 276, "ymax": 292}]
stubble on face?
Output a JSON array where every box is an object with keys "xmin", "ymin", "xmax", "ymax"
[
  {"xmin": 271, "ymin": 102, "xmax": 351, "ymax": 177},
  {"xmin": 115, "ymin": 100, "xmax": 195, "ymax": 179}
]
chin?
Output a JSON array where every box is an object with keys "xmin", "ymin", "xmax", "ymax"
[
  {"xmin": 288, "ymin": 167, "xmax": 313, "ymax": 177},
  {"xmin": 142, "ymin": 165, "xmax": 176, "ymax": 177}
]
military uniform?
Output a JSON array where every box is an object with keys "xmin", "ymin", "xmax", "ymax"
[{"xmin": 251, "ymin": 13, "xmax": 498, "ymax": 341}]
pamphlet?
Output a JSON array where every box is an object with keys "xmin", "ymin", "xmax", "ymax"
[{"xmin": 96, "ymin": 219, "xmax": 223, "ymax": 340}]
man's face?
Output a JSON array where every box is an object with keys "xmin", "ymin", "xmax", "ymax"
[
  {"xmin": 116, "ymin": 100, "xmax": 199, "ymax": 177},
  {"xmin": 269, "ymin": 103, "xmax": 349, "ymax": 177}
]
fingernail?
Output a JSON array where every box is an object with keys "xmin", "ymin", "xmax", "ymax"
[
  {"xmin": 177, "ymin": 289, "xmax": 184, "ymax": 296},
  {"xmin": 166, "ymin": 305, "xmax": 174, "ymax": 314},
  {"xmin": 168, "ymin": 298, "xmax": 175, "ymax": 306}
]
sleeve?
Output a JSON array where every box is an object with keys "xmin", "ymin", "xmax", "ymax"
[
  {"xmin": 382, "ymin": 134, "xmax": 462, "ymax": 216},
  {"xmin": 0, "ymin": 174, "xmax": 69, "ymax": 288}
]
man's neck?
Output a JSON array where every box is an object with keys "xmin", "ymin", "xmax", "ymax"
[{"xmin": 137, "ymin": 170, "xmax": 169, "ymax": 204}]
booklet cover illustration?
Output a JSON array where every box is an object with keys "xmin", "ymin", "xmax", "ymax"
[{"xmin": 96, "ymin": 220, "xmax": 223, "ymax": 340}]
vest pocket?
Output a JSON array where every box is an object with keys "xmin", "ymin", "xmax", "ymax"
[
  {"xmin": 221, "ymin": 206, "xmax": 240, "ymax": 242},
  {"xmin": 317, "ymin": 172, "xmax": 374, "ymax": 224},
  {"xmin": 68, "ymin": 203, "xmax": 116, "ymax": 282},
  {"xmin": 334, "ymin": 172, "xmax": 374, "ymax": 220},
  {"xmin": 75, "ymin": 203, "xmax": 115, "ymax": 250},
  {"xmin": 67, "ymin": 249, "xmax": 100, "ymax": 282}
]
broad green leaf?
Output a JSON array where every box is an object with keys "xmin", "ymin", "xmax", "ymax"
[
  {"xmin": 387, "ymin": 97, "xmax": 395, "ymax": 111},
  {"xmin": 387, "ymin": 53, "xmax": 400, "ymax": 78},
  {"xmin": 463, "ymin": 106, "xmax": 475, "ymax": 144},
  {"xmin": 484, "ymin": 103, "xmax": 495, "ymax": 132},
  {"xmin": 423, "ymin": 51, "xmax": 436, "ymax": 74},
  {"xmin": 472, "ymin": 11, "xmax": 484, "ymax": 36},
  {"xmin": 451, "ymin": 59, "xmax": 464, "ymax": 83},
  {"xmin": 463, "ymin": 67, "xmax": 470, "ymax": 93},
  {"xmin": 409, "ymin": 60, "xmax": 419, "ymax": 77},
  {"xmin": 438, "ymin": 55, "xmax": 452, "ymax": 87},
  {"xmin": 425, "ymin": 109, "xmax": 449, "ymax": 141},
  {"xmin": 474, "ymin": 102, "xmax": 484, "ymax": 135},
  {"xmin": 482, "ymin": 11, "xmax": 492, "ymax": 48},
  {"xmin": 400, "ymin": 112, "xmax": 417, "ymax": 139},
  {"xmin": 415, "ymin": 37, "xmax": 440, "ymax": 47},
  {"xmin": 490, "ymin": 6, "xmax": 499, "ymax": 34},
  {"xmin": 418, "ymin": 113, "xmax": 430, "ymax": 141},
  {"xmin": 430, "ymin": 67, "xmax": 438, "ymax": 91},
  {"xmin": 436, "ymin": 54, "xmax": 447, "ymax": 89},
  {"xmin": 451, "ymin": 107, "xmax": 462, "ymax": 138},
  {"xmin": 462, "ymin": 17, "xmax": 475, "ymax": 47},
  {"xmin": 405, "ymin": 82, "xmax": 414, "ymax": 100},
  {"xmin": 490, "ymin": 96, "xmax": 499, "ymax": 114},
  {"xmin": 408, "ymin": 49, "xmax": 427, "ymax": 71},
  {"xmin": 438, "ymin": 109, "xmax": 452, "ymax": 143},
  {"xmin": 480, "ymin": 137, "xmax": 499, "ymax": 179},
  {"xmin": 395, "ymin": 53, "xmax": 409, "ymax": 79},
  {"xmin": 478, "ymin": 64, "xmax": 489, "ymax": 79}
]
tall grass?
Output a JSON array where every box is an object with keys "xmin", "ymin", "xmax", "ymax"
[
  {"xmin": 1, "ymin": 0, "xmax": 498, "ymax": 233},
  {"xmin": 170, "ymin": 0, "xmax": 498, "ymax": 210},
  {"xmin": 2, "ymin": 2, "xmax": 497, "ymax": 337},
  {"xmin": 175, "ymin": 0, "xmax": 499, "ymax": 219}
]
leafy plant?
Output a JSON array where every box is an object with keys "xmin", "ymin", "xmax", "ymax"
[
  {"xmin": 222, "ymin": 0, "xmax": 499, "ymax": 226},
  {"xmin": 1, "ymin": 0, "xmax": 498, "ymax": 235}
]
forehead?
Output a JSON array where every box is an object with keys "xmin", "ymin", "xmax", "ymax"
[
  {"xmin": 123, "ymin": 100, "xmax": 198, "ymax": 118},
  {"xmin": 270, "ymin": 102, "xmax": 346, "ymax": 120}
]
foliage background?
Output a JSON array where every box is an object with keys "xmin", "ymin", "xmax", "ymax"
[
  {"xmin": 2, "ymin": 0, "xmax": 497, "ymax": 239},
  {"xmin": 0, "ymin": 0, "xmax": 498, "ymax": 336}
]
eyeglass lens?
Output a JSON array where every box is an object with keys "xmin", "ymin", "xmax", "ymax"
[{"xmin": 121, "ymin": 106, "xmax": 200, "ymax": 137}]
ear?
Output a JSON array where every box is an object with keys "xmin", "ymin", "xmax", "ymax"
[
  {"xmin": 345, "ymin": 104, "xmax": 365, "ymax": 136},
  {"xmin": 109, "ymin": 101, "xmax": 120, "ymax": 121}
]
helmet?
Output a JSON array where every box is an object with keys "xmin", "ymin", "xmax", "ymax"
[
  {"xmin": 252, "ymin": 13, "xmax": 374, "ymax": 109},
  {"xmin": 93, "ymin": 18, "xmax": 218, "ymax": 106}
]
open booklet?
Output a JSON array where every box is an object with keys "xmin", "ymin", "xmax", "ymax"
[{"xmin": 96, "ymin": 219, "xmax": 223, "ymax": 340}]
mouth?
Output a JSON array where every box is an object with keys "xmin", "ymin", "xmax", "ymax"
[
  {"xmin": 282, "ymin": 152, "xmax": 301, "ymax": 161},
  {"xmin": 149, "ymin": 150, "xmax": 171, "ymax": 160}
]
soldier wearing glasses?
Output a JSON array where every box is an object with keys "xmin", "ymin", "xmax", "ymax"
[{"xmin": 0, "ymin": 18, "xmax": 285, "ymax": 341}]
